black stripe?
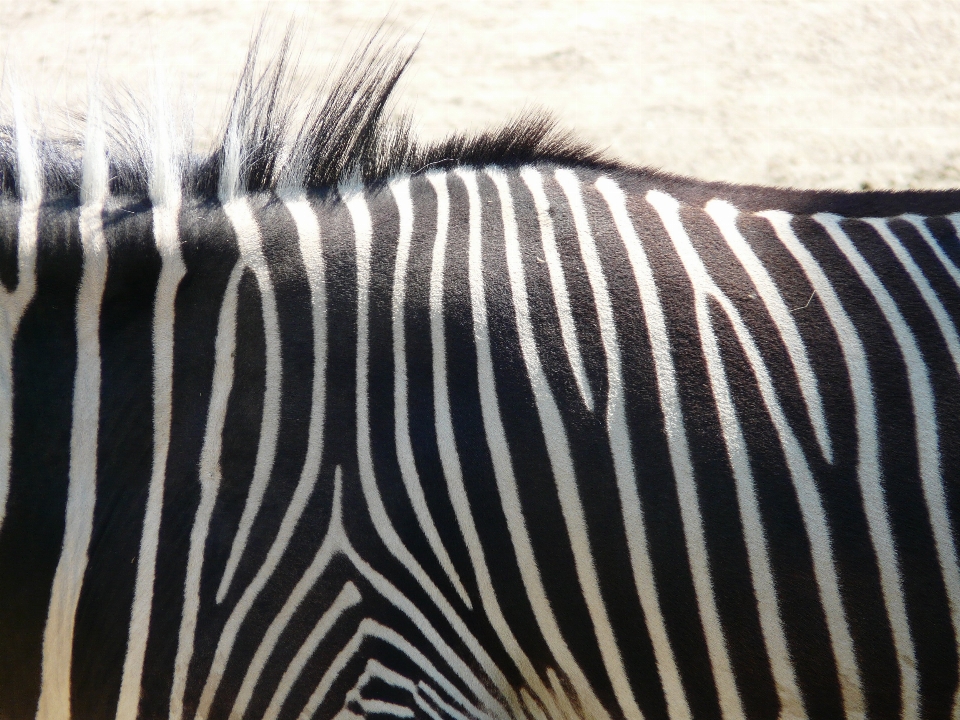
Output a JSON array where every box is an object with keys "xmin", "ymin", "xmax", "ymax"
[
  {"xmin": 73, "ymin": 197, "xmax": 160, "ymax": 718},
  {"xmin": 140, "ymin": 199, "xmax": 237, "ymax": 720},
  {"xmin": 5, "ymin": 164, "xmax": 960, "ymax": 720},
  {"xmin": 0, "ymin": 197, "xmax": 82, "ymax": 720}
]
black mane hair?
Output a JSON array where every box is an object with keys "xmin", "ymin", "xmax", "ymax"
[{"xmin": 0, "ymin": 29, "xmax": 618, "ymax": 200}]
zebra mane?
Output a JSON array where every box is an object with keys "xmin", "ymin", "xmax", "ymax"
[{"xmin": 0, "ymin": 30, "xmax": 617, "ymax": 200}]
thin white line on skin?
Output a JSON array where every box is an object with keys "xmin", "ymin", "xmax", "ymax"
[
  {"xmin": 345, "ymin": 183, "xmax": 526, "ymax": 720},
  {"xmin": 115, "ymin": 88, "xmax": 186, "ymax": 720},
  {"xmin": 647, "ymin": 190, "xmax": 812, "ymax": 720},
  {"xmin": 457, "ymin": 166, "xmax": 612, "ymax": 720},
  {"xmin": 816, "ymin": 212, "xmax": 960, "ymax": 720},
  {"xmin": 215, "ymin": 196, "xmax": 283, "ymax": 604},
  {"xmin": 195, "ymin": 192, "xmax": 328, "ymax": 719},
  {"xmin": 415, "ymin": 688, "xmax": 448, "ymax": 720},
  {"xmin": 168, "ymin": 259, "xmax": 243, "ymax": 720},
  {"xmin": 356, "ymin": 659, "xmax": 417, "ymax": 696},
  {"xmin": 427, "ymin": 171, "xmax": 566, "ymax": 720},
  {"xmin": 345, "ymin": 697, "xmax": 413, "ymax": 719},
  {"xmin": 519, "ymin": 167, "xmax": 595, "ymax": 411},
  {"xmin": 37, "ymin": 91, "xmax": 109, "ymax": 720},
  {"xmin": 420, "ymin": 682, "xmax": 477, "ymax": 720},
  {"xmin": 597, "ymin": 176, "xmax": 745, "ymax": 720},
  {"xmin": 520, "ymin": 688, "xmax": 550, "ymax": 720},
  {"xmin": 493, "ymin": 167, "xmax": 648, "ymax": 720},
  {"xmin": 389, "ymin": 176, "xmax": 472, "ymax": 607},
  {"xmin": 761, "ymin": 210, "xmax": 917, "ymax": 720},
  {"xmin": 706, "ymin": 200, "xmax": 833, "ymax": 463},
  {"xmin": 0, "ymin": 84, "xmax": 40, "ymax": 535}
]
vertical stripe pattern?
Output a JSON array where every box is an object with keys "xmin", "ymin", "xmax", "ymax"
[
  {"xmin": 2, "ymin": 153, "xmax": 960, "ymax": 720},
  {"xmin": 36, "ymin": 97, "xmax": 110, "ymax": 720}
]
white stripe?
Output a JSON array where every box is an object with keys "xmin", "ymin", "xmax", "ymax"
[
  {"xmin": 415, "ymin": 699, "xmax": 445, "ymax": 720},
  {"xmin": 346, "ymin": 663, "xmax": 419, "ymax": 718},
  {"xmin": 345, "ymin": 184, "xmax": 525, "ymax": 720},
  {"xmin": 596, "ymin": 177, "xmax": 745, "ymax": 720},
  {"xmin": 455, "ymin": 167, "xmax": 611, "ymax": 720},
  {"xmin": 866, "ymin": 218, "xmax": 960, "ymax": 381},
  {"xmin": 215, "ymin": 197, "xmax": 283, "ymax": 603},
  {"xmin": 333, "ymin": 709, "xmax": 363, "ymax": 720},
  {"xmin": 389, "ymin": 177, "xmax": 472, "ymax": 607},
  {"xmin": 115, "ymin": 182, "xmax": 185, "ymax": 720},
  {"xmin": 0, "ymin": 88, "xmax": 40, "ymax": 534},
  {"xmin": 520, "ymin": 689, "xmax": 549, "ymax": 720},
  {"xmin": 36, "ymin": 99, "xmax": 108, "ymax": 720},
  {"xmin": 546, "ymin": 667, "xmax": 582, "ymax": 720},
  {"xmin": 816, "ymin": 213, "xmax": 960, "ymax": 719},
  {"xmin": 519, "ymin": 168, "xmax": 595, "ymax": 411},
  {"xmin": 492, "ymin": 167, "xmax": 647, "ymax": 720},
  {"xmin": 353, "ymin": 660, "xmax": 453, "ymax": 720},
  {"xmin": 346, "ymin": 697, "xmax": 414, "ymax": 719},
  {"xmin": 706, "ymin": 200, "xmax": 833, "ymax": 463},
  {"xmin": 415, "ymin": 689, "xmax": 448, "ymax": 720},
  {"xmin": 660, "ymin": 194, "xmax": 867, "ymax": 719},
  {"xmin": 674, "ymin": 195, "xmax": 870, "ymax": 719},
  {"xmin": 195, "ymin": 193, "xmax": 328, "ymax": 719},
  {"xmin": 926, "ymin": 215, "xmax": 960, "ymax": 289},
  {"xmin": 555, "ymin": 169, "xmax": 692, "ymax": 720},
  {"xmin": 761, "ymin": 210, "xmax": 918, "ymax": 720},
  {"xmin": 230, "ymin": 466, "xmax": 349, "ymax": 720},
  {"xmin": 419, "ymin": 682, "xmax": 476, "ymax": 720},
  {"xmin": 296, "ymin": 619, "xmax": 492, "ymax": 720},
  {"xmin": 647, "ymin": 190, "xmax": 810, "ymax": 720},
  {"xmin": 260, "ymin": 581, "xmax": 362, "ymax": 720},
  {"xmin": 426, "ymin": 171, "xmax": 565, "ymax": 720},
  {"xmin": 236, "ymin": 462, "xmax": 509, "ymax": 720},
  {"xmin": 168, "ymin": 259, "xmax": 244, "ymax": 720},
  {"xmin": 357, "ymin": 659, "xmax": 417, "ymax": 694}
]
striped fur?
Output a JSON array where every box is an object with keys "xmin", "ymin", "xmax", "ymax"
[
  {"xmin": 2, "ymin": 35, "xmax": 960, "ymax": 720},
  {"xmin": 1, "ymin": 151, "xmax": 960, "ymax": 719}
]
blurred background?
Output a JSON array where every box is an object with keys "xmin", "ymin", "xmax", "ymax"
[{"xmin": 3, "ymin": 0, "xmax": 960, "ymax": 190}]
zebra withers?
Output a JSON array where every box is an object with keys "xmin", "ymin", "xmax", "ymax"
[{"xmin": 1, "ymin": 38, "xmax": 959, "ymax": 720}]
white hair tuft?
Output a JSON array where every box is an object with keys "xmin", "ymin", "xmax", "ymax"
[
  {"xmin": 148, "ymin": 70, "xmax": 181, "ymax": 208},
  {"xmin": 10, "ymin": 81, "xmax": 41, "ymax": 206},
  {"xmin": 81, "ymin": 83, "xmax": 109, "ymax": 206},
  {"xmin": 218, "ymin": 114, "xmax": 243, "ymax": 203}
]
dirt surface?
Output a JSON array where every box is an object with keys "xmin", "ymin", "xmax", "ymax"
[{"xmin": 3, "ymin": 0, "xmax": 960, "ymax": 190}]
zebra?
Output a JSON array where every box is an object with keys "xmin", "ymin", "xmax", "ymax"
[{"xmin": 1, "ymin": 34, "xmax": 959, "ymax": 720}]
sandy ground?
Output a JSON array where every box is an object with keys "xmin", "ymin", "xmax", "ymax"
[{"xmin": 3, "ymin": 0, "xmax": 960, "ymax": 190}]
